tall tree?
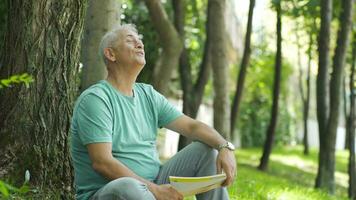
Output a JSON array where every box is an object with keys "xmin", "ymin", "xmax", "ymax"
[
  {"xmin": 315, "ymin": 0, "xmax": 332, "ymax": 189},
  {"xmin": 230, "ymin": 0, "xmax": 255, "ymax": 140},
  {"xmin": 302, "ymin": 31, "xmax": 313, "ymax": 155},
  {"xmin": 143, "ymin": 0, "xmax": 183, "ymax": 95},
  {"xmin": 0, "ymin": 0, "xmax": 86, "ymax": 196},
  {"xmin": 208, "ymin": 0, "xmax": 230, "ymax": 139},
  {"xmin": 295, "ymin": 21, "xmax": 315, "ymax": 155},
  {"xmin": 347, "ymin": 30, "xmax": 356, "ymax": 199},
  {"xmin": 258, "ymin": 0, "xmax": 282, "ymax": 171},
  {"xmin": 173, "ymin": 0, "xmax": 211, "ymax": 149},
  {"xmin": 315, "ymin": 0, "xmax": 354, "ymax": 193},
  {"xmin": 343, "ymin": 74, "xmax": 350, "ymax": 150},
  {"xmin": 80, "ymin": 0, "xmax": 120, "ymax": 91}
]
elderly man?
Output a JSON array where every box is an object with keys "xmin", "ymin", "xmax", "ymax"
[{"xmin": 70, "ymin": 24, "xmax": 236, "ymax": 200}]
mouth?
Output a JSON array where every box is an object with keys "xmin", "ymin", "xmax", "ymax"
[{"xmin": 136, "ymin": 51, "xmax": 145, "ymax": 56}]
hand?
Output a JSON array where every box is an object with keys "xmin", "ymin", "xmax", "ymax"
[
  {"xmin": 216, "ymin": 148, "xmax": 237, "ymax": 187},
  {"xmin": 149, "ymin": 184, "xmax": 183, "ymax": 200}
]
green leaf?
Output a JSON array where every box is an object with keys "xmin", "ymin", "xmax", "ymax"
[
  {"xmin": 0, "ymin": 181, "xmax": 9, "ymax": 197},
  {"xmin": 18, "ymin": 185, "xmax": 30, "ymax": 194}
]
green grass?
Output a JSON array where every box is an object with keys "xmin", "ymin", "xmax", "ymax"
[
  {"xmin": 186, "ymin": 145, "xmax": 348, "ymax": 200},
  {"xmin": 2, "ymin": 146, "xmax": 349, "ymax": 200},
  {"xmin": 230, "ymin": 146, "xmax": 348, "ymax": 200}
]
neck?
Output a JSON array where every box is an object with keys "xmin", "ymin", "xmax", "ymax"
[{"xmin": 106, "ymin": 64, "xmax": 139, "ymax": 97}]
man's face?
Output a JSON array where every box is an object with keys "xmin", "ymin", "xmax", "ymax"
[{"xmin": 112, "ymin": 29, "xmax": 146, "ymax": 67}]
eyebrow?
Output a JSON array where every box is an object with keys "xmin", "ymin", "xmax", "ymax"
[{"xmin": 126, "ymin": 34, "xmax": 138, "ymax": 39}]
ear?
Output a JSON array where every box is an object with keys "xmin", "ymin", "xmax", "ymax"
[{"xmin": 103, "ymin": 48, "xmax": 116, "ymax": 62}]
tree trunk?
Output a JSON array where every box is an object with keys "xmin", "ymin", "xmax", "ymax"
[
  {"xmin": 0, "ymin": 0, "xmax": 86, "ymax": 197},
  {"xmin": 315, "ymin": 0, "xmax": 332, "ymax": 189},
  {"xmin": 208, "ymin": 0, "xmax": 230, "ymax": 139},
  {"xmin": 80, "ymin": 0, "xmax": 120, "ymax": 91},
  {"xmin": 347, "ymin": 30, "xmax": 356, "ymax": 200},
  {"xmin": 344, "ymin": 74, "xmax": 350, "ymax": 150},
  {"xmin": 295, "ymin": 21, "xmax": 309, "ymax": 155},
  {"xmin": 316, "ymin": 0, "xmax": 353, "ymax": 193},
  {"xmin": 230, "ymin": 0, "xmax": 255, "ymax": 141},
  {"xmin": 303, "ymin": 32, "xmax": 313, "ymax": 155},
  {"xmin": 258, "ymin": 1, "xmax": 282, "ymax": 171},
  {"xmin": 173, "ymin": 0, "xmax": 212, "ymax": 150},
  {"xmin": 144, "ymin": 0, "xmax": 183, "ymax": 95}
]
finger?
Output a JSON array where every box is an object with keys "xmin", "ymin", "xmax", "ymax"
[
  {"xmin": 178, "ymin": 193, "xmax": 183, "ymax": 200},
  {"xmin": 223, "ymin": 167, "xmax": 233, "ymax": 186},
  {"xmin": 217, "ymin": 160, "xmax": 222, "ymax": 174},
  {"xmin": 173, "ymin": 190, "xmax": 183, "ymax": 200}
]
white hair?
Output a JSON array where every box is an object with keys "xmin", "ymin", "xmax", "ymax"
[{"xmin": 98, "ymin": 24, "xmax": 138, "ymax": 65}]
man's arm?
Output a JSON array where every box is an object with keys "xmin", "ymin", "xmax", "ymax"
[
  {"xmin": 87, "ymin": 143, "xmax": 183, "ymax": 200},
  {"xmin": 164, "ymin": 115, "xmax": 237, "ymax": 186}
]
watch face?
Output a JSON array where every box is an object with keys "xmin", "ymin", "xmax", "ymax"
[{"xmin": 227, "ymin": 142, "xmax": 235, "ymax": 150}]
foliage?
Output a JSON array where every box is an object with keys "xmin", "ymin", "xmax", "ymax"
[
  {"xmin": 0, "ymin": 73, "xmax": 34, "ymax": 89},
  {"xmin": 183, "ymin": 0, "xmax": 207, "ymax": 81},
  {"xmin": 235, "ymin": 41, "xmax": 295, "ymax": 147},
  {"xmin": 0, "ymin": 180, "xmax": 30, "ymax": 199},
  {"xmin": 0, "ymin": 164, "xmax": 30, "ymax": 199}
]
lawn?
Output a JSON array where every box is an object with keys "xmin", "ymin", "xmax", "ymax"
[
  {"xmin": 1, "ymin": 146, "xmax": 349, "ymax": 199},
  {"xmin": 232, "ymin": 146, "xmax": 348, "ymax": 200},
  {"xmin": 188, "ymin": 145, "xmax": 349, "ymax": 200}
]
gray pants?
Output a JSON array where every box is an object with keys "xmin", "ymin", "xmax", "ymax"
[{"xmin": 91, "ymin": 142, "xmax": 230, "ymax": 200}]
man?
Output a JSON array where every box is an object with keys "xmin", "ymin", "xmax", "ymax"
[{"xmin": 70, "ymin": 24, "xmax": 236, "ymax": 200}]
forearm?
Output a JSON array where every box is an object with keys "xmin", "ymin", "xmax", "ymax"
[
  {"xmin": 93, "ymin": 158, "xmax": 156, "ymax": 189},
  {"xmin": 186, "ymin": 121, "xmax": 227, "ymax": 149}
]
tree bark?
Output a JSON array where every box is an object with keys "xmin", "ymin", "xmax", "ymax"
[
  {"xmin": 173, "ymin": 0, "xmax": 212, "ymax": 150},
  {"xmin": 208, "ymin": 0, "xmax": 230, "ymax": 139},
  {"xmin": 0, "ymin": 0, "xmax": 86, "ymax": 197},
  {"xmin": 347, "ymin": 30, "xmax": 356, "ymax": 200},
  {"xmin": 144, "ymin": 0, "xmax": 183, "ymax": 95},
  {"xmin": 258, "ymin": 1, "xmax": 282, "ymax": 171},
  {"xmin": 230, "ymin": 0, "xmax": 255, "ymax": 141},
  {"xmin": 316, "ymin": 0, "xmax": 353, "ymax": 193},
  {"xmin": 315, "ymin": 0, "xmax": 332, "ymax": 189},
  {"xmin": 80, "ymin": 0, "xmax": 120, "ymax": 91}
]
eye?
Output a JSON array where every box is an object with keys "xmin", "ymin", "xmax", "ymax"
[{"xmin": 126, "ymin": 39, "xmax": 134, "ymax": 43}]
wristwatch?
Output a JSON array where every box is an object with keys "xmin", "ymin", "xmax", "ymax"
[{"xmin": 217, "ymin": 141, "xmax": 235, "ymax": 151}]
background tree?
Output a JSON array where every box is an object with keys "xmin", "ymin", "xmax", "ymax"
[
  {"xmin": 0, "ymin": 0, "xmax": 86, "ymax": 197},
  {"xmin": 284, "ymin": 0, "xmax": 318, "ymax": 156},
  {"xmin": 208, "ymin": 0, "xmax": 230, "ymax": 139},
  {"xmin": 143, "ymin": 0, "xmax": 183, "ymax": 95},
  {"xmin": 315, "ymin": 0, "xmax": 332, "ymax": 177},
  {"xmin": 173, "ymin": 0, "xmax": 212, "ymax": 149},
  {"xmin": 315, "ymin": 0, "xmax": 354, "ymax": 193},
  {"xmin": 258, "ymin": 0, "xmax": 282, "ymax": 171},
  {"xmin": 347, "ymin": 30, "xmax": 356, "ymax": 199},
  {"xmin": 230, "ymin": 0, "xmax": 255, "ymax": 140},
  {"xmin": 80, "ymin": 0, "xmax": 121, "ymax": 91}
]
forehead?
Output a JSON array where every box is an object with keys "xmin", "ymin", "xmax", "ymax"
[{"xmin": 119, "ymin": 28, "xmax": 140, "ymax": 39}]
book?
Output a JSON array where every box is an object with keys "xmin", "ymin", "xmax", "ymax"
[{"xmin": 169, "ymin": 174, "xmax": 227, "ymax": 196}]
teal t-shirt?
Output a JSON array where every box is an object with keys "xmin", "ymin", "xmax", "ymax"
[{"xmin": 70, "ymin": 80, "xmax": 182, "ymax": 200}]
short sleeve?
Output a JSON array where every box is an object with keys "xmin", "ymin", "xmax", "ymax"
[
  {"xmin": 151, "ymin": 88, "xmax": 183, "ymax": 128},
  {"xmin": 74, "ymin": 93, "xmax": 113, "ymax": 145}
]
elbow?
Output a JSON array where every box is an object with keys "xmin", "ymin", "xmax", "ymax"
[
  {"xmin": 92, "ymin": 160, "xmax": 109, "ymax": 173},
  {"xmin": 190, "ymin": 120, "xmax": 203, "ymax": 135},
  {"xmin": 92, "ymin": 161, "xmax": 102, "ymax": 172}
]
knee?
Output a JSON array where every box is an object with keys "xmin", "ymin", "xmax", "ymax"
[
  {"xmin": 194, "ymin": 142, "xmax": 218, "ymax": 160},
  {"xmin": 105, "ymin": 177, "xmax": 149, "ymax": 199}
]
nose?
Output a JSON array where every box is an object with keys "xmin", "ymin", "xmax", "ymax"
[{"xmin": 136, "ymin": 39, "xmax": 144, "ymax": 49}]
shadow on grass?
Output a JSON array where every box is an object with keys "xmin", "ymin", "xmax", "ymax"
[{"xmin": 236, "ymin": 147, "xmax": 348, "ymax": 199}]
